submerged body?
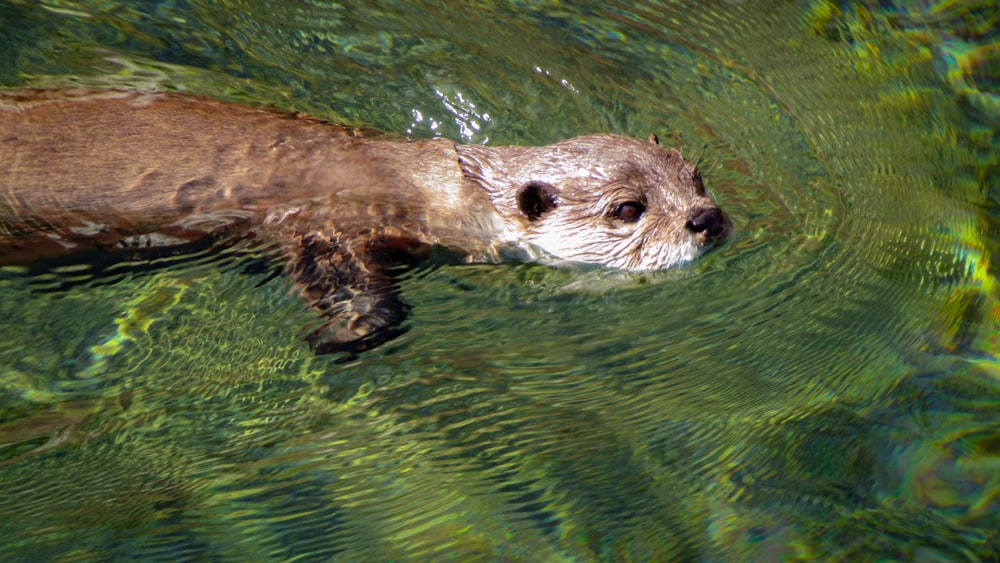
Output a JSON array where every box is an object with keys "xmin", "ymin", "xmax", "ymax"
[{"xmin": 0, "ymin": 89, "xmax": 730, "ymax": 353}]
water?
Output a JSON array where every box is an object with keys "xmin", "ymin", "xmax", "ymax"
[{"xmin": 1, "ymin": 0, "xmax": 998, "ymax": 560}]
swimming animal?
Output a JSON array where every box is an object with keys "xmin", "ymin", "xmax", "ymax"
[{"xmin": 0, "ymin": 89, "xmax": 731, "ymax": 353}]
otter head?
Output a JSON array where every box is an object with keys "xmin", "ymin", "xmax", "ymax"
[{"xmin": 456, "ymin": 134, "xmax": 731, "ymax": 271}]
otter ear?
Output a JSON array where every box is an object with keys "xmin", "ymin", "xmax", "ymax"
[
  {"xmin": 647, "ymin": 133, "xmax": 659, "ymax": 145},
  {"xmin": 517, "ymin": 182, "xmax": 557, "ymax": 221}
]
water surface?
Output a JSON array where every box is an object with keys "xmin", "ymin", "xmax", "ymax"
[{"xmin": 1, "ymin": 0, "xmax": 998, "ymax": 560}]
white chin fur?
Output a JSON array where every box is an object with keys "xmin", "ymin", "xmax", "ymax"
[{"xmin": 526, "ymin": 231, "xmax": 703, "ymax": 272}]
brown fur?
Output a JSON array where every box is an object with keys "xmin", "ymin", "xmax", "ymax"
[{"xmin": 0, "ymin": 89, "xmax": 730, "ymax": 354}]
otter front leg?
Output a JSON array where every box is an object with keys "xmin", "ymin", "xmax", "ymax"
[{"xmin": 283, "ymin": 230, "xmax": 411, "ymax": 355}]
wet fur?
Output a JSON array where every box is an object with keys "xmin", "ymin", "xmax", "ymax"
[{"xmin": 0, "ymin": 89, "xmax": 730, "ymax": 354}]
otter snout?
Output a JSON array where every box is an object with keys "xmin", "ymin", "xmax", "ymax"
[{"xmin": 685, "ymin": 206, "xmax": 731, "ymax": 244}]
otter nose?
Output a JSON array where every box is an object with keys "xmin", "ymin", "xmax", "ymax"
[{"xmin": 685, "ymin": 206, "xmax": 728, "ymax": 238}]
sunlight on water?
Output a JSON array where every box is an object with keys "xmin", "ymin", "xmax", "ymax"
[{"xmin": 1, "ymin": 0, "xmax": 999, "ymax": 560}]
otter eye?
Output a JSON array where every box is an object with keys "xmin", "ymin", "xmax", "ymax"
[{"xmin": 614, "ymin": 201, "xmax": 645, "ymax": 223}]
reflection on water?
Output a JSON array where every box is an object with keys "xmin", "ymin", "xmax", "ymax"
[{"xmin": 1, "ymin": 0, "xmax": 998, "ymax": 560}]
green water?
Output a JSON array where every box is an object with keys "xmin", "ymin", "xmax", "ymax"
[{"xmin": 1, "ymin": 0, "xmax": 998, "ymax": 560}]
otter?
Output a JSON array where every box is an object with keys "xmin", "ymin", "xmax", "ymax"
[{"xmin": 0, "ymin": 89, "xmax": 731, "ymax": 354}]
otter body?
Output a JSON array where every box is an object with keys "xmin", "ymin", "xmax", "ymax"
[{"xmin": 0, "ymin": 89, "xmax": 730, "ymax": 353}]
